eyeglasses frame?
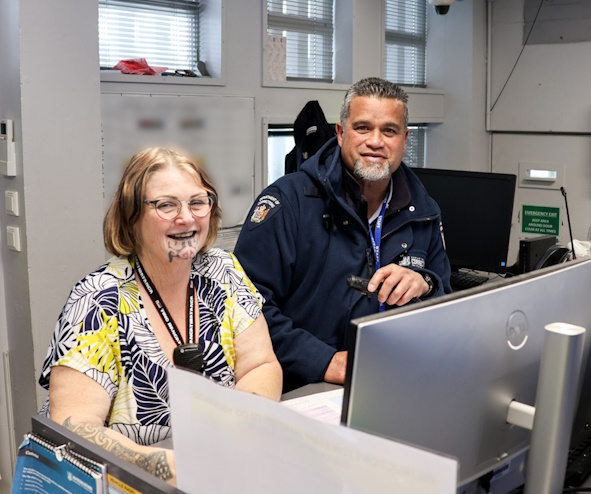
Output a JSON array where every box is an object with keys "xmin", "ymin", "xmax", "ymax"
[{"xmin": 143, "ymin": 195, "xmax": 216, "ymax": 220}]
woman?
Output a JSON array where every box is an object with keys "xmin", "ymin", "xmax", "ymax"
[{"xmin": 38, "ymin": 147, "xmax": 282, "ymax": 484}]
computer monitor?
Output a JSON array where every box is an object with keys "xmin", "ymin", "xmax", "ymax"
[
  {"xmin": 341, "ymin": 258, "xmax": 591, "ymax": 490},
  {"xmin": 412, "ymin": 168, "xmax": 517, "ymax": 275}
]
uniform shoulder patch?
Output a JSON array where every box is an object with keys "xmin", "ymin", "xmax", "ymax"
[{"xmin": 247, "ymin": 193, "xmax": 282, "ymax": 230}]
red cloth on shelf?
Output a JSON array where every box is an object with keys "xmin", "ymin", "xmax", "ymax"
[{"xmin": 113, "ymin": 58, "xmax": 167, "ymax": 75}]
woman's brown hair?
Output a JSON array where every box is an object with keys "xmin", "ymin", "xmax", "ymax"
[{"xmin": 103, "ymin": 147, "xmax": 221, "ymax": 257}]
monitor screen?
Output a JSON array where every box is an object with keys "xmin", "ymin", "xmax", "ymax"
[
  {"xmin": 341, "ymin": 259, "xmax": 591, "ymax": 490},
  {"xmin": 411, "ymin": 168, "xmax": 517, "ymax": 275}
]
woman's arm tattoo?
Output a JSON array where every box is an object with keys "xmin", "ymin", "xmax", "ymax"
[{"xmin": 62, "ymin": 418, "xmax": 172, "ymax": 481}]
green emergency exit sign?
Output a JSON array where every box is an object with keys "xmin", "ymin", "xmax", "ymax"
[{"xmin": 522, "ymin": 205, "xmax": 560, "ymax": 235}]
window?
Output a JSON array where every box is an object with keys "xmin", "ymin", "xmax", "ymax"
[
  {"xmin": 404, "ymin": 126, "xmax": 426, "ymax": 168},
  {"xmin": 384, "ymin": 0, "xmax": 427, "ymax": 87},
  {"xmin": 99, "ymin": 0, "xmax": 201, "ymax": 72},
  {"xmin": 267, "ymin": 125, "xmax": 295, "ymax": 185},
  {"xmin": 267, "ymin": 0, "xmax": 334, "ymax": 82}
]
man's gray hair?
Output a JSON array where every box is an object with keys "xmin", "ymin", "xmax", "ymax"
[{"xmin": 340, "ymin": 77, "xmax": 409, "ymax": 129}]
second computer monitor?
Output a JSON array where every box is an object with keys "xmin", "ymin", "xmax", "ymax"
[
  {"xmin": 412, "ymin": 168, "xmax": 517, "ymax": 275},
  {"xmin": 342, "ymin": 258, "xmax": 591, "ymax": 489}
]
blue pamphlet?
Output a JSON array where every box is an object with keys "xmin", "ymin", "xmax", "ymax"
[{"xmin": 12, "ymin": 433, "xmax": 105, "ymax": 494}]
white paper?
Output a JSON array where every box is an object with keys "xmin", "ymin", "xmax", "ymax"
[
  {"xmin": 169, "ymin": 368, "xmax": 457, "ymax": 494},
  {"xmin": 281, "ymin": 388, "xmax": 344, "ymax": 425},
  {"xmin": 265, "ymin": 35, "xmax": 286, "ymax": 81}
]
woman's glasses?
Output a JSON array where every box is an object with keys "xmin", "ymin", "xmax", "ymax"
[{"xmin": 144, "ymin": 195, "xmax": 215, "ymax": 220}]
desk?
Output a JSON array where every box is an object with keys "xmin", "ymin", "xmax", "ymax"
[{"xmin": 31, "ymin": 384, "xmax": 591, "ymax": 494}]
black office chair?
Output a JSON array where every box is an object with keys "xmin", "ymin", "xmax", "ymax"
[{"xmin": 284, "ymin": 100, "xmax": 335, "ymax": 174}]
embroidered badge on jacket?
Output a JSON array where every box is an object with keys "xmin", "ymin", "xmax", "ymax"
[
  {"xmin": 252, "ymin": 205, "xmax": 270, "ymax": 223},
  {"xmin": 399, "ymin": 255, "xmax": 426, "ymax": 269},
  {"xmin": 248, "ymin": 194, "xmax": 282, "ymax": 229}
]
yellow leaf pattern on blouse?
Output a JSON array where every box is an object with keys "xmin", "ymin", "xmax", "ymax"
[
  {"xmin": 221, "ymin": 295, "xmax": 235, "ymax": 368},
  {"xmin": 109, "ymin": 373, "xmax": 137, "ymax": 425},
  {"xmin": 71, "ymin": 311, "xmax": 123, "ymax": 386},
  {"xmin": 119, "ymin": 280, "xmax": 139, "ymax": 315}
]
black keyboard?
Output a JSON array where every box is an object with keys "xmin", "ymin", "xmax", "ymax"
[
  {"xmin": 565, "ymin": 427, "xmax": 591, "ymax": 487},
  {"xmin": 450, "ymin": 271, "xmax": 489, "ymax": 291}
]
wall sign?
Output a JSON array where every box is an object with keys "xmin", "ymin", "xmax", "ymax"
[{"xmin": 522, "ymin": 205, "xmax": 560, "ymax": 235}]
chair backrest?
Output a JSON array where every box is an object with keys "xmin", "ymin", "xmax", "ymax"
[{"xmin": 285, "ymin": 100, "xmax": 335, "ymax": 174}]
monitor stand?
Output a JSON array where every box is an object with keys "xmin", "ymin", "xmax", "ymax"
[{"xmin": 506, "ymin": 322, "xmax": 586, "ymax": 493}]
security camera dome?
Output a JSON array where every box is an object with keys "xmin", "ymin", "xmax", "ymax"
[
  {"xmin": 429, "ymin": 0, "xmax": 455, "ymax": 15},
  {"xmin": 435, "ymin": 5, "xmax": 450, "ymax": 15}
]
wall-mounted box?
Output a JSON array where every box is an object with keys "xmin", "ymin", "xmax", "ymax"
[
  {"xmin": 0, "ymin": 119, "xmax": 16, "ymax": 177},
  {"xmin": 518, "ymin": 161, "xmax": 564, "ymax": 190}
]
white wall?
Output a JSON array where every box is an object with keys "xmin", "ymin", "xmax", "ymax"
[
  {"xmin": 0, "ymin": 0, "xmax": 104, "ymax": 490},
  {"xmin": 492, "ymin": 133, "xmax": 591, "ymax": 264},
  {"xmin": 0, "ymin": 0, "xmax": 33, "ymax": 487},
  {"xmin": 426, "ymin": 0, "xmax": 490, "ymax": 173},
  {"xmin": 0, "ymin": 0, "xmax": 489, "ymax": 491},
  {"xmin": 488, "ymin": 0, "xmax": 591, "ymax": 264},
  {"xmin": 489, "ymin": 0, "xmax": 591, "ymax": 132}
]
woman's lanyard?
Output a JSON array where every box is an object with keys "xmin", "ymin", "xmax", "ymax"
[
  {"xmin": 134, "ymin": 255, "xmax": 195, "ymax": 346},
  {"xmin": 368, "ymin": 183, "xmax": 392, "ymax": 313}
]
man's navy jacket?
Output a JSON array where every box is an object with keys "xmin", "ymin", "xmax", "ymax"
[{"xmin": 234, "ymin": 137, "xmax": 452, "ymax": 391}]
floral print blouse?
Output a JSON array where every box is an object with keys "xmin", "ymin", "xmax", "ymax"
[{"xmin": 39, "ymin": 249, "xmax": 263, "ymax": 445}]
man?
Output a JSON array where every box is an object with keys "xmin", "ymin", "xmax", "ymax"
[{"xmin": 234, "ymin": 77, "xmax": 452, "ymax": 392}]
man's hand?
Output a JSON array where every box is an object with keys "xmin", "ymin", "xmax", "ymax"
[
  {"xmin": 323, "ymin": 351, "xmax": 348, "ymax": 384},
  {"xmin": 368, "ymin": 264, "xmax": 429, "ymax": 306}
]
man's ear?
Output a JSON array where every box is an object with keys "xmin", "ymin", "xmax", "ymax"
[{"xmin": 336, "ymin": 122, "xmax": 343, "ymax": 147}]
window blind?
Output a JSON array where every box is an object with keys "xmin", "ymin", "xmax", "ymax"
[
  {"xmin": 99, "ymin": 0, "xmax": 200, "ymax": 72},
  {"xmin": 267, "ymin": 0, "xmax": 334, "ymax": 82},
  {"xmin": 384, "ymin": 0, "xmax": 426, "ymax": 87},
  {"xmin": 404, "ymin": 126, "xmax": 426, "ymax": 168}
]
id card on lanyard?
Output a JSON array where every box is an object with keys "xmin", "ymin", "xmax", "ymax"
[
  {"xmin": 368, "ymin": 200, "xmax": 388, "ymax": 312},
  {"xmin": 368, "ymin": 182, "xmax": 392, "ymax": 313}
]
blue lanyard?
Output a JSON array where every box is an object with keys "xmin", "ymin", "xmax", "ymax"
[{"xmin": 368, "ymin": 199, "xmax": 388, "ymax": 312}]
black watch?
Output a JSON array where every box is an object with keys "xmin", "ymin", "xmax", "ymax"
[{"xmin": 422, "ymin": 273, "xmax": 435, "ymax": 298}]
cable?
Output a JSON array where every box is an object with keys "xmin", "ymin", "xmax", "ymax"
[
  {"xmin": 490, "ymin": 0, "xmax": 545, "ymax": 112},
  {"xmin": 561, "ymin": 186, "xmax": 577, "ymax": 260}
]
